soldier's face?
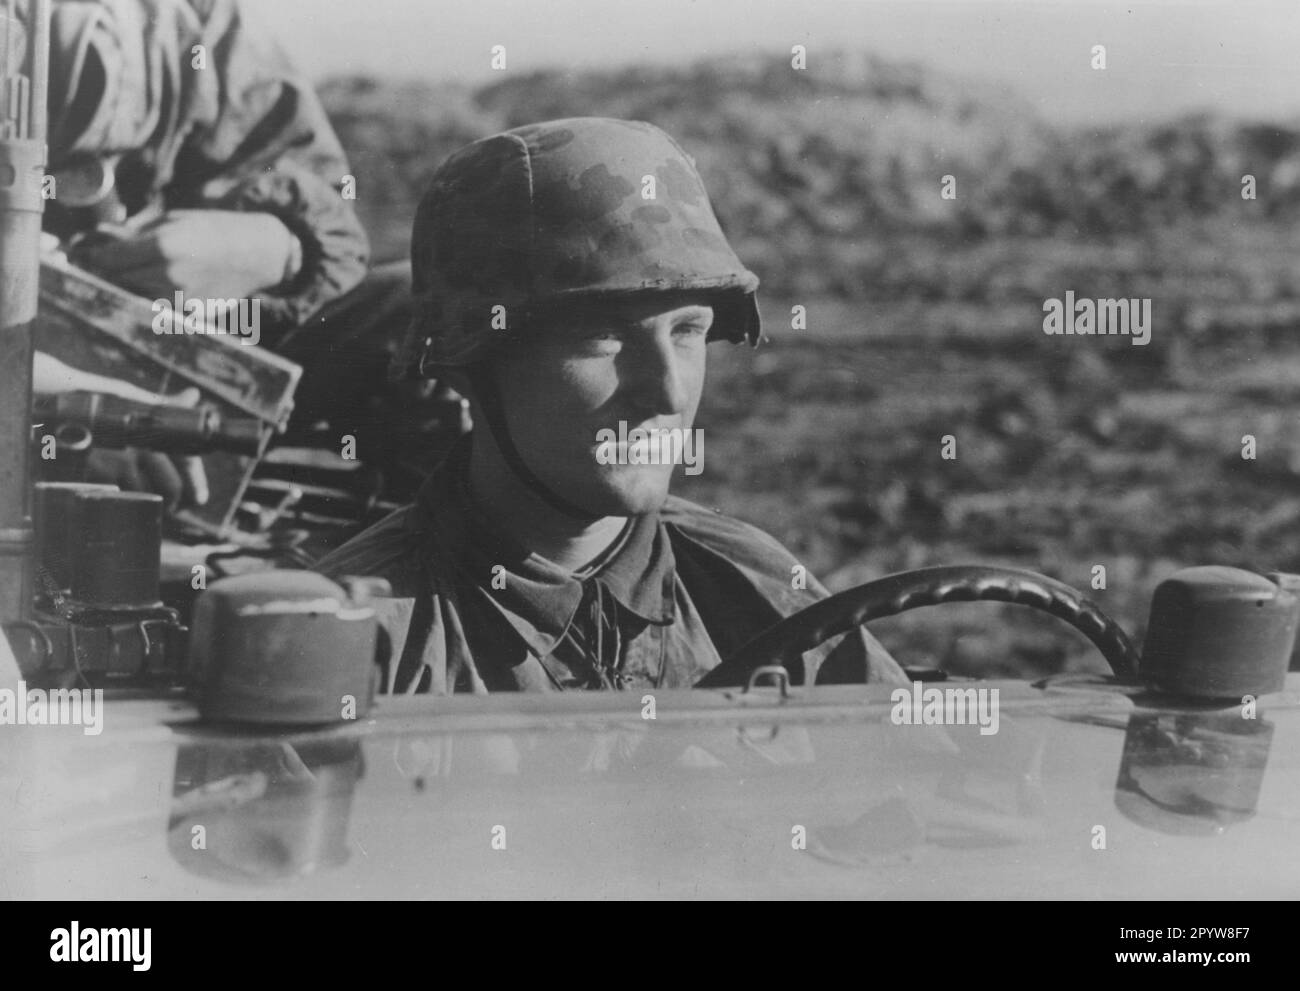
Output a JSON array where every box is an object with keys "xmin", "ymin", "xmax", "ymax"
[{"xmin": 492, "ymin": 292, "xmax": 714, "ymax": 515}]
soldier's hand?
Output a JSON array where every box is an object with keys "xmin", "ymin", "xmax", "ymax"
[
  {"xmin": 70, "ymin": 209, "xmax": 302, "ymax": 300},
  {"xmin": 34, "ymin": 350, "xmax": 185, "ymax": 403}
]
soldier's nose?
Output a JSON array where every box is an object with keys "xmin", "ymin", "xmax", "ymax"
[{"xmin": 624, "ymin": 334, "xmax": 692, "ymax": 418}]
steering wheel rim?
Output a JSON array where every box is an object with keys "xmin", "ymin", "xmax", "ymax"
[{"xmin": 695, "ymin": 564, "xmax": 1139, "ymax": 688}]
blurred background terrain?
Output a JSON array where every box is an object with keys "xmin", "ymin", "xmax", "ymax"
[{"xmin": 316, "ymin": 47, "xmax": 1300, "ymax": 677}]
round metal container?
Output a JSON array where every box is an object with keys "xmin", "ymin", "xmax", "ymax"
[
  {"xmin": 33, "ymin": 481, "xmax": 117, "ymax": 590},
  {"xmin": 70, "ymin": 490, "xmax": 163, "ymax": 609}
]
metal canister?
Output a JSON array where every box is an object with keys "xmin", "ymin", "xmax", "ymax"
[
  {"xmin": 32, "ymin": 481, "xmax": 117, "ymax": 591},
  {"xmin": 189, "ymin": 570, "xmax": 383, "ymax": 725},
  {"xmin": 70, "ymin": 490, "xmax": 163, "ymax": 609},
  {"xmin": 1141, "ymin": 566, "xmax": 1299, "ymax": 699}
]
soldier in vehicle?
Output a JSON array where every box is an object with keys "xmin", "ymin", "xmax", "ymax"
[
  {"xmin": 18, "ymin": 0, "xmax": 425, "ymax": 510},
  {"xmin": 317, "ymin": 117, "xmax": 907, "ymax": 693}
]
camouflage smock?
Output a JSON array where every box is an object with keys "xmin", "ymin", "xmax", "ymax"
[{"xmin": 34, "ymin": 0, "xmax": 368, "ymax": 332}]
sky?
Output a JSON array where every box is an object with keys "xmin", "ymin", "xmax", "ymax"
[{"xmin": 254, "ymin": 0, "xmax": 1300, "ymax": 124}]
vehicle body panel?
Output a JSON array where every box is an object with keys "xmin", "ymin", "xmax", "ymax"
[{"xmin": 4, "ymin": 677, "xmax": 1298, "ymax": 899}]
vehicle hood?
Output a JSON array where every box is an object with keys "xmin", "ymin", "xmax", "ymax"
[{"xmin": 3, "ymin": 676, "xmax": 1298, "ymax": 899}]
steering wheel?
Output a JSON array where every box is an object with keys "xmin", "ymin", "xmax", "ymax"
[{"xmin": 694, "ymin": 565, "xmax": 1139, "ymax": 688}]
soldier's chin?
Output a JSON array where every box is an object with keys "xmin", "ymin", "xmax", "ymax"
[{"xmin": 573, "ymin": 463, "xmax": 672, "ymax": 516}]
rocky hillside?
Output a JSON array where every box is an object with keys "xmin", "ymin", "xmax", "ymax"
[{"xmin": 320, "ymin": 50, "xmax": 1300, "ymax": 298}]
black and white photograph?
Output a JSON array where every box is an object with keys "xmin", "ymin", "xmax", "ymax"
[{"xmin": 1, "ymin": 0, "xmax": 1298, "ymax": 937}]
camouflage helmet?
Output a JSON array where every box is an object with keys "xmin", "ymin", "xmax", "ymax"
[{"xmin": 394, "ymin": 116, "xmax": 762, "ymax": 378}]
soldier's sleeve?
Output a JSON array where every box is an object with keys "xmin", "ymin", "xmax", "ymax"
[{"xmin": 163, "ymin": 0, "xmax": 369, "ymax": 333}]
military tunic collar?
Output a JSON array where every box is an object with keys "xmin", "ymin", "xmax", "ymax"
[{"xmin": 412, "ymin": 439, "xmax": 676, "ymax": 661}]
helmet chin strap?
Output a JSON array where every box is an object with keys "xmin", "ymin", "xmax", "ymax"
[{"xmin": 465, "ymin": 364, "xmax": 602, "ymax": 522}]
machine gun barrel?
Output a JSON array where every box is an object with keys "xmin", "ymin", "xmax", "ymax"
[{"xmin": 34, "ymin": 391, "xmax": 265, "ymax": 456}]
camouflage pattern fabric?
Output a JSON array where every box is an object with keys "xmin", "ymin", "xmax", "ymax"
[
  {"xmin": 397, "ymin": 116, "xmax": 763, "ymax": 375},
  {"xmin": 27, "ymin": 0, "xmax": 369, "ymax": 334}
]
